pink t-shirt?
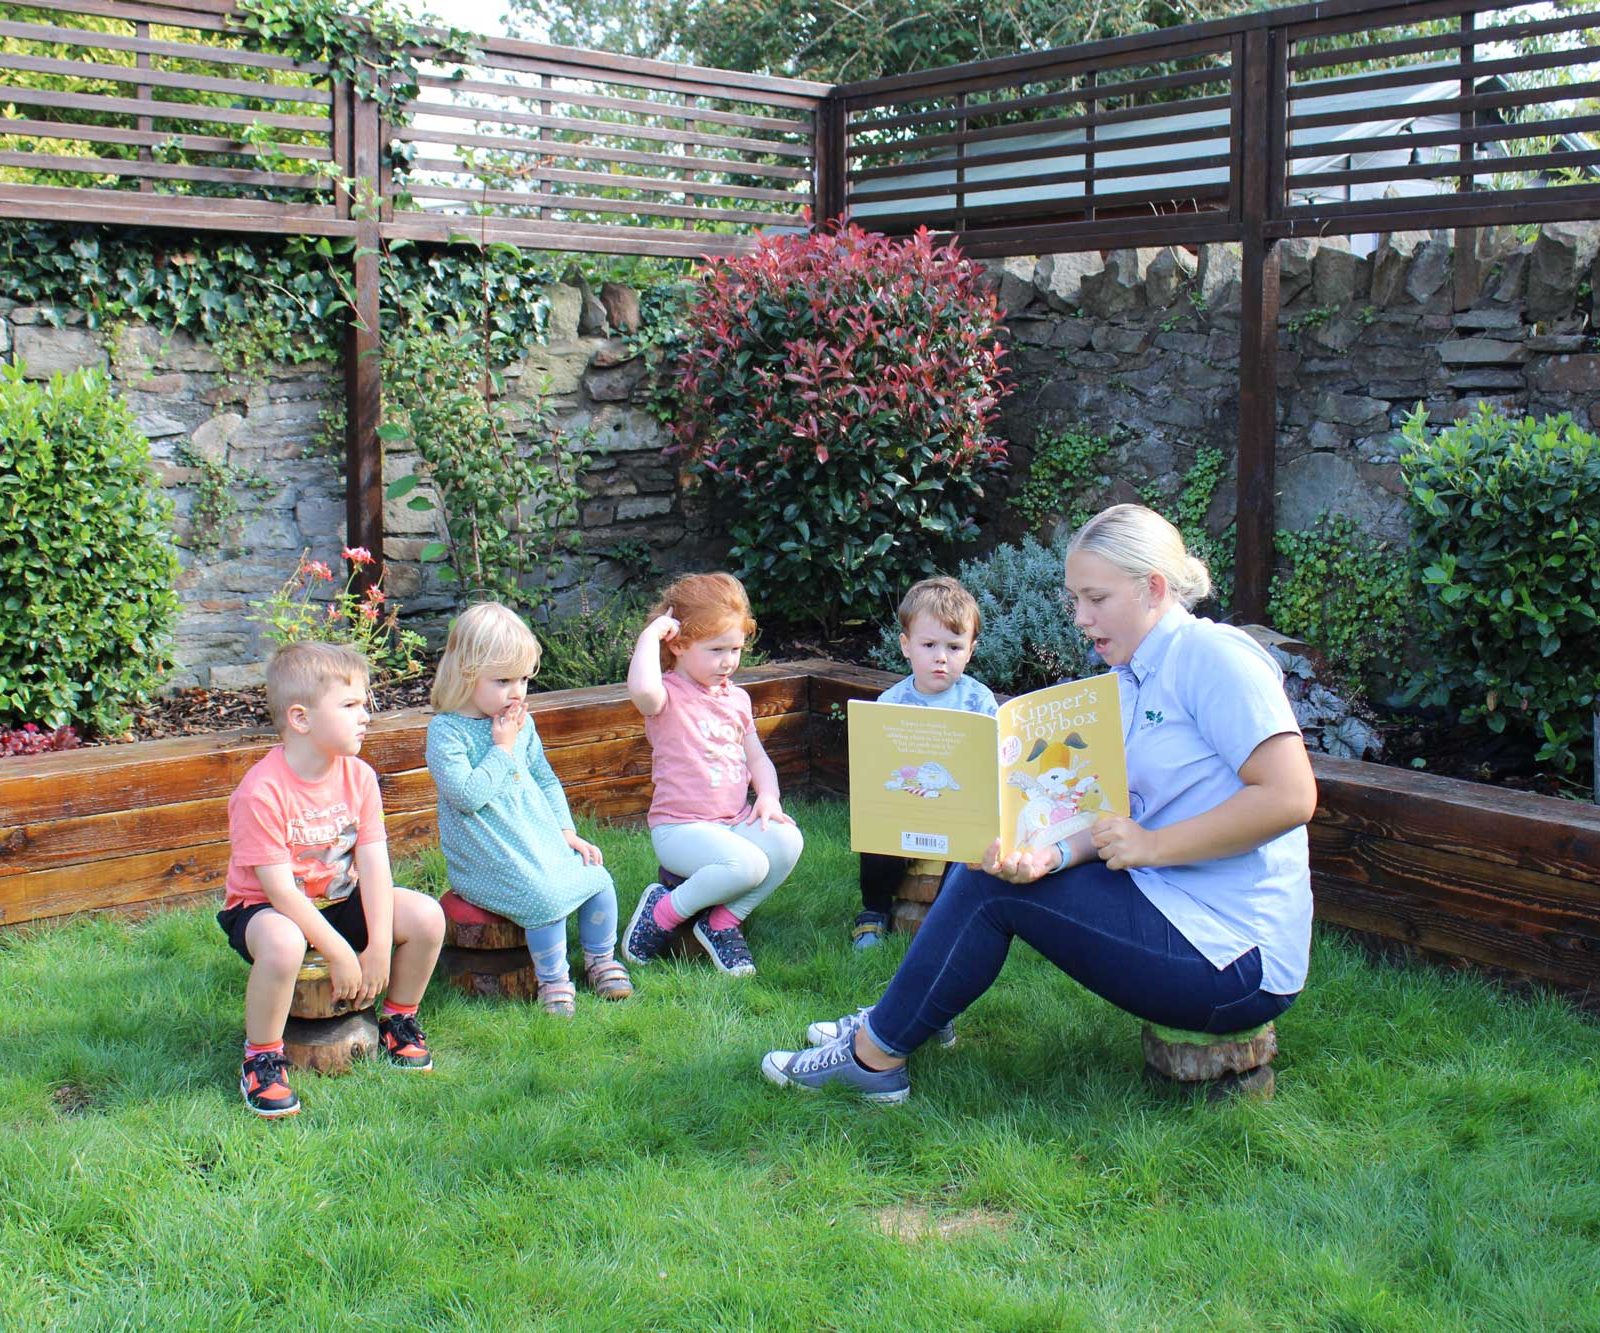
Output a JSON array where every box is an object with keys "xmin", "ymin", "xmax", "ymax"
[
  {"xmin": 224, "ymin": 746, "xmax": 386, "ymax": 910},
  {"xmin": 643, "ymin": 669, "xmax": 755, "ymax": 828}
]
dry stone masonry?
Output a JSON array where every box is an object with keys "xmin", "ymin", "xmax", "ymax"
[{"xmin": 7, "ymin": 224, "xmax": 1600, "ymax": 683}]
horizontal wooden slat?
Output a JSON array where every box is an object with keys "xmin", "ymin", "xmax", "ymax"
[
  {"xmin": 0, "ymin": 186, "xmax": 354, "ymax": 234},
  {"xmin": 410, "ymin": 77, "xmax": 810, "ymax": 157},
  {"xmin": 1285, "ymin": 113, "xmax": 1600, "ymax": 162},
  {"xmin": 847, "ymin": 62, "xmax": 1231, "ymax": 139},
  {"xmin": 393, "ymin": 121, "xmax": 811, "ymax": 182},
  {"xmin": 379, "ymin": 212, "xmax": 755, "ymax": 258},
  {"xmin": 0, "ymin": 117, "xmax": 332, "ymax": 160},
  {"xmin": 1272, "ymin": 181, "xmax": 1600, "ymax": 234},
  {"xmin": 1290, "ymin": 5, "xmax": 1600, "ymax": 72},
  {"xmin": 851, "ymin": 119, "xmax": 1227, "ymax": 184},
  {"xmin": 405, "ymin": 157, "xmax": 804, "ymax": 205},
  {"xmin": 852, "ymin": 149, "xmax": 1228, "ymax": 208},
  {"xmin": 847, "ymin": 93, "xmax": 1233, "ymax": 165},
  {"xmin": 0, "ymin": 83, "xmax": 330, "ymax": 131},
  {"xmin": 0, "ymin": 148, "xmax": 325, "ymax": 189},
  {"xmin": 403, "ymin": 183, "xmax": 799, "ymax": 227},
  {"xmin": 1287, "ymin": 41, "xmax": 1600, "ymax": 103},
  {"xmin": 954, "ymin": 210, "xmax": 1240, "ymax": 256},
  {"xmin": 12, "ymin": 0, "xmax": 235, "ymax": 34},
  {"xmin": 859, "ymin": 181, "xmax": 1233, "ymax": 233},
  {"xmin": 1288, "ymin": 147, "xmax": 1600, "ymax": 192},
  {"xmin": 0, "ymin": 51, "xmax": 332, "ymax": 105},
  {"xmin": 416, "ymin": 83, "xmax": 809, "ymax": 135},
  {"xmin": 1286, "ymin": 77, "xmax": 1600, "ymax": 134},
  {"xmin": 0, "ymin": 17, "xmax": 331, "ymax": 74}
]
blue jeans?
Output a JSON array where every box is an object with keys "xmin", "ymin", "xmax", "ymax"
[
  {"xmin": 863, "ymin": 859, "xmax": 1298, "ymax": 1058},
  {"xmin": 524, "ymin": 887, "xmax": 619, "ymax": 982}
]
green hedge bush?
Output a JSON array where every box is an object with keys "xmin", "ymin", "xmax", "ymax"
[
  {"xmin": 0, "ymin": 364, "xmax": 180, "ymax": 735},
  {"xmin": 1399, "ymin": 402, "xmax": 1600, "ymax": 770}
]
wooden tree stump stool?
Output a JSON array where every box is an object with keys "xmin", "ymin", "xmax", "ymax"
[
  {"xmin": 440, "ymin": 890, "xmax": 524, "ymax": 950},
  {"xmin": 289, "ymin": 950, "xmax": 354, "ymax": 1021},
  {"xmin": 439, "ymin": 946, "xmax": 540, "ymax": 1001},
  {"xmin": 283, "ymin": 1009, "xmax": 379, "ymax": 1076},
  {"xmin": 891, "ymin": 860, "xmax": 947, "ymax": 938},
  {"xmin": 1142, "ymin": 1022, "xmax": 1278, "ymax": 1100}
]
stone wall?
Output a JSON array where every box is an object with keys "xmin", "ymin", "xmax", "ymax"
[
  {"xmin": 982, "ymin": 221, "xmax": 1600, "ymax": 555},
  {"xmin": 9, "ymin": 224, "xmax": 1600, "ymax": 684},
  {"xmin": 0, "ymin": 277, "xmax": 692, "ymax": 688}
]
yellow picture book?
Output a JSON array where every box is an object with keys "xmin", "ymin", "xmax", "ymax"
[{"xmin": 847, "ymin": 674, "xmax": 1128, "ymax": 864}]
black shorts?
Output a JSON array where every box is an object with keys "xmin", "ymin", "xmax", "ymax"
[{"xmin": 216, "ymin": 886, "xmax": 369, "ymax": 963}]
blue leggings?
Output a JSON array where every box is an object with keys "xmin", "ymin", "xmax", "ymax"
[
  {"xmin": 524, "ymin": 887, "xmax": 618, "ymax": 983},
  {"xmin": 863, "ymin": 859, "xmax": 1298, "ymax": 1058}
]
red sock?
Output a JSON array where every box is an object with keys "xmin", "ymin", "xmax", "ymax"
[
  {"xmin": 244, "ymin": 1040, "xmax": 284, "ymax": 1059},
  {"xmin": 706, "ymin": 905, "xmax": 740, "ymax": 932},
  {"xmin": 381, "ymin": 999, "xmax": 418, "ymax": 1018},
  {"xmin": 653, "ymin": 893, "xmax": 687, "ymax": 931}
]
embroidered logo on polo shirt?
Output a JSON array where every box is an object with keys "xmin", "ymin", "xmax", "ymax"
[{"xmin": 1142, "ymin": 709, "xmax": 1165, "ymax": 728}]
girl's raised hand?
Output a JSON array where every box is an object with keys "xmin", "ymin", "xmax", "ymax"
[
  {"xmin": 648, "ymin": 608, "xmax": 681, "ymax": 643},
  {"xmin": 742, "ymin": 792, "xmax": 794, "ymax": 830},
  {"xmin": 491, "ymin": 700, "xmax": 526, "ymax": 752},
  {"xmin": 562, "ymin": 829, "xmax": 604, "ymax": 865}
]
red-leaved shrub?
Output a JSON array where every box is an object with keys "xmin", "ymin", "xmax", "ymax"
[
  {"xmin": 0, "ymin": 722, "xmax": 82, "ymax": 758},
  {"xmin": 668, "ymin": 225, "xmax": 1009, "ymax": 631}
]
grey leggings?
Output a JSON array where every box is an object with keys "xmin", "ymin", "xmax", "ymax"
[
  {"xmin": 524, "ymin": 886, "xmax": 618, "ymax": 983},
  {"xmin": 651, "ymin": 819, "xmax": 805, "ymax": 922}
]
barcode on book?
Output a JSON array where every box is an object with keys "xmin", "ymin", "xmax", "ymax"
[{"xmin": 901, "ymin": 831, "xmax": 949, "ymax": 855}]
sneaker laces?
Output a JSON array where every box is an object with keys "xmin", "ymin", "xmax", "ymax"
[
  {"xmin": 244, "ymin": 1049, "xmax": 292, "ymax": 1094},
  {"xmin": 703, "ymin": 921, "xmax": 753, "ymax": 966},
  {"xmin": 787, "ymin": 1036, "xmax": 855, "ymax": 1075},
  {"xmin": 383, "ymin": 1012, "xmax": 424, "ymax": 1050}
]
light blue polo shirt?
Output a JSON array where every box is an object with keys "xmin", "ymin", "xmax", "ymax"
[
  {"xmin": 878, "ymin": 672, "xmax": 999, "ymax": 716},
  {"xmin": 1115, "ymin": 607, "xmax": 1312, "ymax": 994}
]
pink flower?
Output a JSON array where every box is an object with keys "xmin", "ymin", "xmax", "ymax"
[
  {"xmin": 360, "ymin": 604, "xmax": 380, "ymax": 622},
  {"xmin": 363, "ymin": 584, "xmax": 386, "ymax": 605},
  {"xmin": 304, "ymin": 560, "xmax": 334, "ymax": 582},
  {"xmin": 342, "ymin": 546, "xmax": 374, "ymax": 566},
  {"xmin": 326, "ymin": 603, "xmax": 343, "ymax": 621}
]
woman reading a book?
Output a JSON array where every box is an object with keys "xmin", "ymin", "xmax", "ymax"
[{"xmin": 763, "ymin": 503, "xmax": 1318, "ymax": 1103}]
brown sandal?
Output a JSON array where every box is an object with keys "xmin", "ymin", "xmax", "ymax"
[
  {"xmin": 537, "ymin": 978, "xmax": 577, "ymax": 1017},
  {"xmin": 584, "ymin": 956, "xmax": 634, "ymax": 1001}
]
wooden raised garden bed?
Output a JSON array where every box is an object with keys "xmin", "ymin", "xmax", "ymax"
[{"xmin": 3, "ymin": 660, "xmax": 1597, "ymax": 998}]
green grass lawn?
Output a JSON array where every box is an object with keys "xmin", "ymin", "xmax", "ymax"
[{"xmin": 2, "ymin": 799, "xmax": 1598, "ymax": 1329}]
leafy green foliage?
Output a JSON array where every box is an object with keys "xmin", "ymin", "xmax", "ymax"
[
  {"xmin": 381, "ymin": 324, "xmax": 588, "ymax": 616},
  {"xmin": 233, "ymin": 0, "xmax": 476, "ymax": 115},
  {"xmin": 512, "ymin": 0, "xmax": 1295, "ymax": 82},
  {"xmin": 248, "ymin": 547, "xmax": 425, "ymax": 687},
  {"xmin": 669, "ymin": 225, "xmax": 1009, "ymax": 634},
  {"xmin": 0, "ymin": 223, "xmax": 558, "ymax": 371},
  {"xmin": 0, "ymin": 365, "xmax": 179, "ymax": 736},
  {"xmin": 870, "ymin": 536, "xmax": 1093, "ymax": 695},
  {"xmin": 174, "ymin": 447, "xmax": 275, "ymax": 557},
  {"xmin": 1268, "ymin": 514, "xmax": 1411, "ymax": 699},
  {"xmin": 1015, "ymin": 425, "xmax": 1114, "ymax": 533},
  {"xmin": 1138, "ymin": 445, "xmax": 1233, "ymax": 613},
  {"xmin": 1400, "ymin": 402, "xmax": 1600, "ymax": 772}
]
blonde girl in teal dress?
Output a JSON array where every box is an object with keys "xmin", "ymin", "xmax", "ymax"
[{"xmin": 426, "ymin": 602, "xmax": 632, "ymax": 1014}]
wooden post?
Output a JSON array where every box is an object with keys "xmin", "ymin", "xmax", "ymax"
[
  {"xmin": 1234, "ymin": 26, "xmax": 1284, "ymax": 624},
  {"xmin": 343, "ymin": 82, "xmax": 384, "ymax": 583},
  {"xmin": 813, "ymin": 92, "xmax": 846, "ymax": 229}
]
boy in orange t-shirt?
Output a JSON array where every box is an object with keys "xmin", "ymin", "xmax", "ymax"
[{"xmin": 218, "ymin": 641, "xmax": 444, "ymax": 1117}]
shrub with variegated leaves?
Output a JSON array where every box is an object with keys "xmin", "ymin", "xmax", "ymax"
[{"xmin": 668, "ymin": 225, "xmax": 1009, "ymax": 632}]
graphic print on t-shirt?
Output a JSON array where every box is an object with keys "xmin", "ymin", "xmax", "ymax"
[
  {"xmin": 285, "ymin": 803, "xmax": 361, "ymax": 902},
  {"xmin": 696, "ymin": 716, "xmax": 746, "ymax": 791}
]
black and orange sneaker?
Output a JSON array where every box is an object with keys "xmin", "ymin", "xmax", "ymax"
[
  {"xmin": 240, "ymin": 1049, "xmax": 300, "ymax": 1118},
  {"xmin": 378, "ymin": 1011, "xmax": 433, "ymax": 1071}
]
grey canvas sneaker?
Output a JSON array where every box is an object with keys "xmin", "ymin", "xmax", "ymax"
[
  {"xmin": 806, "ymin": 1006, "xmax": 956, "ymax": 1051},
  {"xmin": 760, "ymin": 1035, "xmax": 911, "ymax": 1104}
]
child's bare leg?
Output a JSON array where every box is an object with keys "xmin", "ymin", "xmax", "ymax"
[
  {"xmin": 243, "ymin": 911, "xmax": 308, "ymax": 1045},
  {"xmin": 387, "ymin": 888, "xmax": 445, "ymax": 1007}
]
